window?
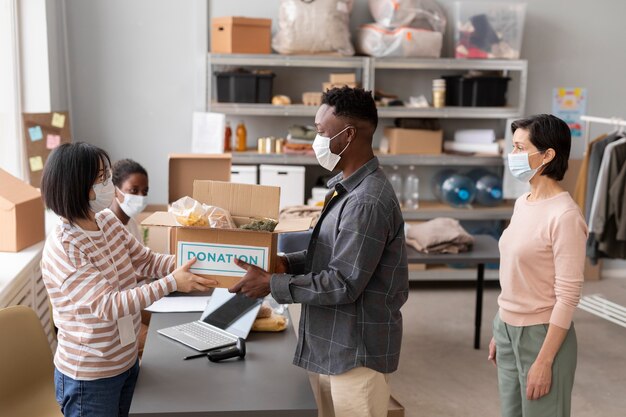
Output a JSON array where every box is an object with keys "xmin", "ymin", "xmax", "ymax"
[{"xmin": 0, "ymin": 0, "xmax": 23, "ymax": 178}]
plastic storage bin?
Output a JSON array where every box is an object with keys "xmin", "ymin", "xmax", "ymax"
[
  {"xmin": 454, "ymin": 1, "xmax": 526, "ymax": 59},
  {"xmin": 230, "ymin": 165, "xmax": 258, "ymax": 185},
  {"xmin": 215, "ymin": 70, "xmax": 275, "ymax": 103},
  {"xmin": 442, "ymin": 75, "xmax": 511, "ymax": 107},
  {"xmin": 260, "ymin": 165, "xmax": 305, "ymax": 210}
]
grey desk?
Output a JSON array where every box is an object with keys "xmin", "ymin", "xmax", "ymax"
[
  {"xmin": 406, "ymin": 235, "xmax": 500, "ymax": 349},
  {"xmin": 130, "ymin": 312, "xmax": 317, "ymax": 417}
]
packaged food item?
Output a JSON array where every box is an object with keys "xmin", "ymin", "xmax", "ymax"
[
  {"xmin": 239, "ymin": 218, "xmax": 278, "ymax": 232},
  {"xmin": 252, "ymin": 313, "xmax": 288, "ymax": 332},
  {"xmin": 256, "ymin": 302, "xmax": 273, "ymax": 319},
  {"xmin": 169, "ymin": 196, "xmax": 236, "ymax": 229}
]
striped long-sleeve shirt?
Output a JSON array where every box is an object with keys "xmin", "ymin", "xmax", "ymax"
[{"xmin": 42, "ymin": 209, "xmax": 176, "ymax": 380}]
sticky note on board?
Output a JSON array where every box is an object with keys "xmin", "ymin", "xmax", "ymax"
[
  {"xmin": 46, "ymin": 134, "xmax": 61, "ymax": 149},
  {"xmin": 29, "ymin": 126, "xmax": 43, "ymax": 141},
  {"xmin": 51, "ymin": 113, "xmax": 66, "ymax": 128},
  {"xmin": 29, "ymin": 156, "xmax": 44, "ymax": 172}
]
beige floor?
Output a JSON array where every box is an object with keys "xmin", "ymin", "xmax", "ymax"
[
  {"xmin": 288, "ymin": 277, "xmax": 626, "ymax": 416},
  {"xmin": 390, "ymin": 278, "xmax": 626, "ymax": 417}
]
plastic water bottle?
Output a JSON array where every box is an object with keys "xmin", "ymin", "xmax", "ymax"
[
  {"xmin": 468, "ymin": 169, "xmax": 503, "ymax": 207},
  {"xmin": 432, "ymin": 169, "xmax": 476, "ymax": 208},
  {"xmin": 388, "ymin": 165, "xmax": 403, "ymax": 203},
  {"xmin": 403, "ymin": 165, "xmax": 419, "ymax": 210}
]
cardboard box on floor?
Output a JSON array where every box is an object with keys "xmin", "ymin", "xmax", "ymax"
[
  {"xmin": 0, "ymin": 168, "xmax": 45, "ymax": 252},
  {"xmin": 169, "ymin": 154, "xmax": 231, "ymax": 204},
  {"xmin": 142, "ymin": 180, "xmax": 312, "ymax": 287},
  {"xmin": 380, "ymin": 127, "xmax": 443, "ymax": 155}
]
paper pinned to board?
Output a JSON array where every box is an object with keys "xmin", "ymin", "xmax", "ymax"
[
  {"xmin": 46, "ymin": 134, "xmax": 61, "ymax": 150},
  {"xmin": 28, "ymin": 126, "xmax": 43, "ymax": 141},
  {"xmin": 51, "ymin": 112, "xmax": 66, "ymax": 128},
  {"xmin": 29, "ymin": 156, "xmax": 44, "ymax": 172},
  {"xmin": 146, "ymin": 294, "xmax": 212, "ymax": 313},
  {"xmin": 192, "ymin": 112, "xmax": 225, "ymax": 154}
]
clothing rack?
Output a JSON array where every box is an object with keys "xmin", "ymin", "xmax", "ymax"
[{"xmin": 581, "ymin": 115, "xmax": 626, "ymax": 149}]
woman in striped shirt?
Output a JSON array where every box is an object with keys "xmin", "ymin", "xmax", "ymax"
[{"xmin": 41, "ymin": 142, "xmax": 217, "ymax": 417}]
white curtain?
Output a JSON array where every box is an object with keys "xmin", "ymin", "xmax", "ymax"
[{"xmin": 0, "ymin": 0, "xmax": 23, "ymax": 178}]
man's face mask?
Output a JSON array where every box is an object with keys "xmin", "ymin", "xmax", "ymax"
[{"xmin": 312, "ymin": 125, "xmax": 353, "ymax": 171}]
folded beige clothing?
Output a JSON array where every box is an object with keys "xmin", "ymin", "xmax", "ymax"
[
  {"xmin": 406, "ymin": 218, "xmax": 475, "ymax": 254},
  {"xmin": 279, "ymin": 205, "xmax": 322, "ymax": 228}
]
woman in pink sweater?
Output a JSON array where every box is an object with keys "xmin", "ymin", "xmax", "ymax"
[{"xmin": 489, "ymin": 115, "xmax": 587, "ymax": 417}]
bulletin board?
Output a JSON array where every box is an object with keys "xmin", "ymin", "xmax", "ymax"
[{"xmin": 22, "ymin": 112, "xmax": 72, "ymax": 187}]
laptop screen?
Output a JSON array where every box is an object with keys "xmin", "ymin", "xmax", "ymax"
[{"xmin": 201, "ymin": 292, "xmax": 261, "ymax": 331}]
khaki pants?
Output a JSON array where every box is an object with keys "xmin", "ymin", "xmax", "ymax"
[
  {"xmin": 493, "ymin": 314, "xmax": 577, "ymax": 417},
  {"xmin": 310, "ymin": 367, "xmax": 390, "ymax": 417}
]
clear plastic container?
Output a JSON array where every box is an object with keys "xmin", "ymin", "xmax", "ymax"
[
  {"xmin": 388, "ymin": 165, "xmax": 404, "ymax": 203},
  {"xmin": 454, "ymin": 1, "xmax": 526, "ymax": 59},
  {"xmin": 403, "ymin": 166, "xmax": 420, "ymax": 210}
]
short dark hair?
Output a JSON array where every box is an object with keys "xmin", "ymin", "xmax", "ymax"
[
  {"xmin": 322, "ymin": 86, "xmax": 378, "ymax": 129},
  {"xmin": 511, "ymin": 114, "xmax": 571, "ymax": 181},
  {"xmin": 41, "ymin": 142, "xmax": 111, "ymax": 223},
  {"xmin": 112, "ymin": 159, "xmax": 148, "ymax": 188}
]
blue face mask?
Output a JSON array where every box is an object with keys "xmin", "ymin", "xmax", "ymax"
[{"xmin": 507, "ymin": 151, "xmax": 544, "ymax": 183}]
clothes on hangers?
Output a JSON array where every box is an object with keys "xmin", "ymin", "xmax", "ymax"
[
  {"xmin": 573, "ymin": 133, "xmax": 606, "ymax": 211},
  {"xmin": 587, "ymin": 137, "xmax": 626, "ymax": 262},
  {"xmin": 584, "ymin": 132, "xmax": 621, "ymax": 222}
]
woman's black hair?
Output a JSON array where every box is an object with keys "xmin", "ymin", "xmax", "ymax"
[
  {"xmin": 41, "ymin": 142, "xmax": 111, "ymax": 223},
  {"xmin": 511, "ymin": 114, "xmax": 571, "ymax": 181},
  {"xmin": 112, "ymin": 159, "xmax": 148, "ymax": 188}
]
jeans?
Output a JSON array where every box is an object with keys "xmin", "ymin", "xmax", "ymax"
[{"xmin": 54, "ymin": 360, "xmax": 140, "ymax": 417}]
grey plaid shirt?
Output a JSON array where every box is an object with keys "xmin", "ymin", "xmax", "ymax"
[{"xmin": 270, "ymin": 157, "xmax": 409, "ymax": 375}]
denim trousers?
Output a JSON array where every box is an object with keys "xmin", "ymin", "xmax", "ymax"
[{"xmin": 54, "ymin": 359, "xmax": 140, "ymax": 417}]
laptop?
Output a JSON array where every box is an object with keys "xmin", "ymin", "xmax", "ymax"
[{"xmin": 158, "ymin": 289, "xmax": 262, "ymax": 352}]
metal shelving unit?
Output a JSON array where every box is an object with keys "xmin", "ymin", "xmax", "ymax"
[
  {"xmin": 231, "ymin": 151, "xmax": 504, "ymax": 167},
  {"xmin": 402, "ymin": 200, "xmax": 514, "ymax": 221},
  {"xmin": 207, "ymin": 53, "xmax": 528, "ymax": 120}
]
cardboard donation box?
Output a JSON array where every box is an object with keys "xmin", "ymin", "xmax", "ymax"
[
  {"xmin": 380, "ymin": 128, "xmax": 443, "ymax": 155},
  {"xmin": 211, "ymin": 17, "xmax": 272, "ymax": 54},
  {"xmin": 0, "ymin": 168, "xmax": 45, "ymax": 252},
  {"xmin": 169, "ymin": 154, "xmax": 231, "ymax": 204},
  {"xmin": 142, "ymin": 181, "xmax": 312, "ymax": 288}
]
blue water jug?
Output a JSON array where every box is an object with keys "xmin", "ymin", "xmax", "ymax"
[
  {"xmin": 432, "ymin": 170, "xmax": 476, "ymax": 208},
  {"xmin": 468, "ymin": 169, "xmax": 503, "ymax": 207}
]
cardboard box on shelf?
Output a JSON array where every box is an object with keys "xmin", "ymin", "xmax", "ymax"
[
  {"xmin": 380, "ymin": 127, "xmax": 443, "ymax": 155},
  {"xmin": 329, "ymin": 73, "xmax": 357, "ymax": 84},
  {"xmin": 211, "ymin": 17, "xmax": 272, "ymax": 54},
  {"xmin": 322, "ymin": 81, "xmax": 359, "ymax": 91},
  {"xmin": 302, "ymin": 92, "xmax": 323, "ymax": 106},
  {"xmin": 0, "ymin": 168, "xmax": 45, "ymax": 252},
  {"xmin": 168, "ymin": 154, "xmax": 231, "ymax": 204},
  {"xmin": 142, "ymin": 181, "xmax": 312, "ymax": 288}
]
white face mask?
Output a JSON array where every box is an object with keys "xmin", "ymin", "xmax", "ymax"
[
  {"xmin": 313, "ymin": 125, "xmax": 353, "ymax": 171},
  {"xmin": 507, "ymin": 151, "xmax": 544, "ymax": 183},
  {"xmin": 90, "ymin": 178, "xmax": 115, "ymax": 213},
  {"xmin": 117, "ymin": 188, "xmax": 148, "ymax": 218}
]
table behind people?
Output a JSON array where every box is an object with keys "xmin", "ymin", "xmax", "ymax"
[{"xmin": 130, "ymin": 311, "xmax": 317, "ymax": 417}]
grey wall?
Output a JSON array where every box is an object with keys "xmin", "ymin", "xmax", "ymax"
[{"xmin": 63, "ymin": 0, "xmax": 207, "ymax": 204}]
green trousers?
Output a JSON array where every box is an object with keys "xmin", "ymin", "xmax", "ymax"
[{"xmin": 493, "ymin": 314, "xmax": 577, "ymax": 417}]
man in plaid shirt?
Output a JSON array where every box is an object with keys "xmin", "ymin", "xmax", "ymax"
[{"xmin": 230, "ymin": 86, "xmax": 409, "ymax": 417}]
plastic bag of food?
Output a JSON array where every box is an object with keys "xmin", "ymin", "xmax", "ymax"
[
  {"xmin": 357, "ymin": 23, "xmax": 443, "ymax": 58},
  {"xmin": 169, "ymin": 197, "xmax": 235, "ymax": 229},
  {"xmin": 272, "ymin": 0, "xmax": 355, "ymax": 56},
  {"xmin": 369, "ymin": 0, "xmax": 447, "ymax": 33}
]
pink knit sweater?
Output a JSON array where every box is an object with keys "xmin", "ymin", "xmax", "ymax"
[{"xmin": 498, "ymin": 192, "xmax": 588, "ymax": 329}]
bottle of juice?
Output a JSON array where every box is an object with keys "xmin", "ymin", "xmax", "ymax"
[
  {"xmin": 224, "ymin": 121, "xmax": 232, "ymax": 152},
  {"xmin": 236, "ymin": 121, "xmax": 247, "ymax": 152}
]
